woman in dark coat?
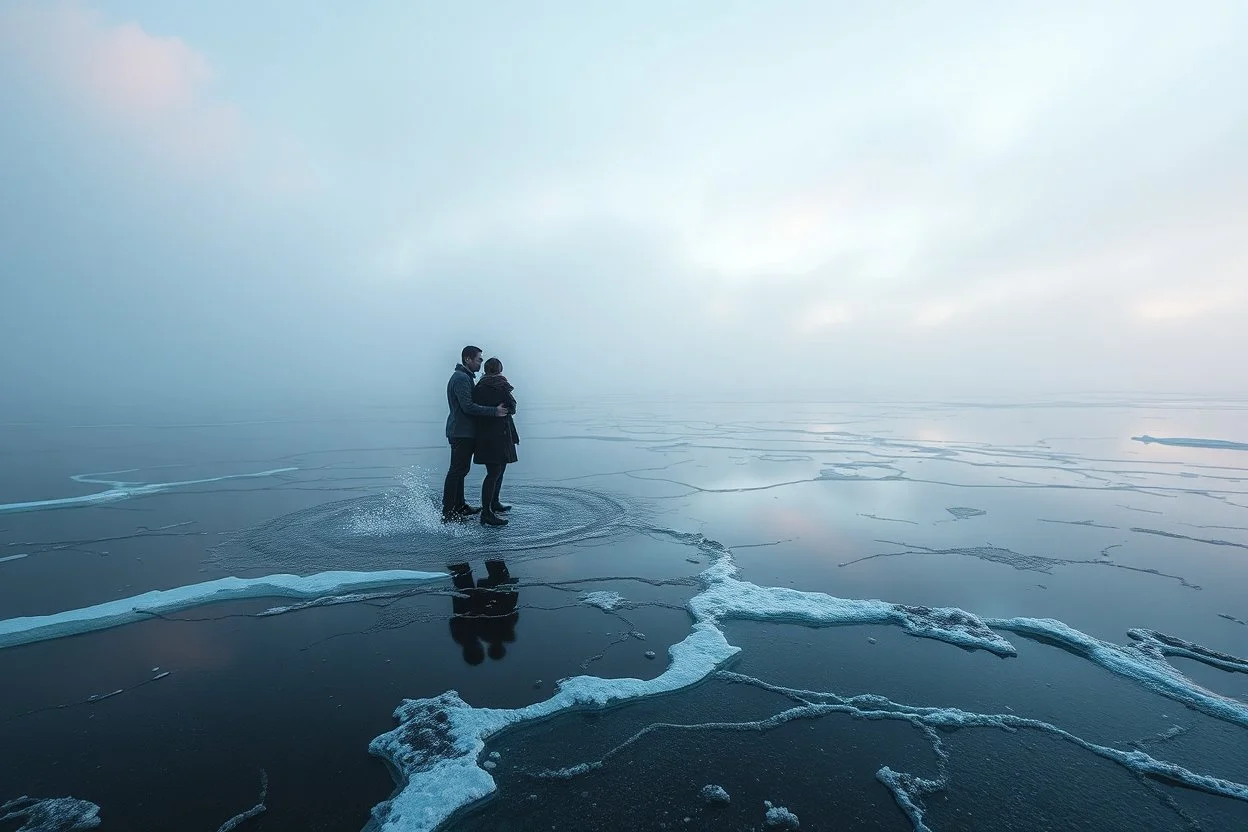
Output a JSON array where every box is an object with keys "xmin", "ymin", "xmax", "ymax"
[{"xmin": 472, "ymin": 357, "xmax": 519, "ymax": 526}]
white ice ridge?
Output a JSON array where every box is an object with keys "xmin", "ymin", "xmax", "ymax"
[
  {"xmin": 1132, "ymin": 435, "xmax": 1248, "ymax": 451},
  {"xmin": 0, "ymin": 570, "xmax": 444, "ymax": 650},
  {"xmin": 0, "ymin": 795, "xmax": 101, "ymax": 830},
  {"xmin": 0, "ymin": 553, "xmax": 30, "ymax": 564},
  {"xmin": 0, "ymin": 467, "xmax": 299, "ymax": 514},
  {"xmin": 367, "ymin": 624, "xmax": 737, "ymax": 832},
  {"xmin": 987, "ymin": 617, "xmax": 1248, "ymax": 729},
  {"xmin": 579, "ymin": 591, "xmax": 626, "ymax": 611}
]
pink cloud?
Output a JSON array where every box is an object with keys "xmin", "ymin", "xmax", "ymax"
[{"xmin": 1, "ymin": 1, "xmax": 241, "ymax": 166}]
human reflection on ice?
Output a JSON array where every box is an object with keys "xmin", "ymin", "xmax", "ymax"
[{"xmin": 447, "ymin": 559, "xmax": 520, "ymax": 665}]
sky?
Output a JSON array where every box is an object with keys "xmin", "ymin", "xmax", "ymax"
[{"xmin": 1, "ymin": 0, "xmax": 1246, "ymax": 408}]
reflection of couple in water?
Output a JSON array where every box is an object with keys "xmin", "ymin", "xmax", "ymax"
[
  {"xmin": 448, "ymin": 560, "xmax": 519, "ymax": 665},
  {"xmin": 441, "ymin": 345, "xmax": 520, "ymax": 527}
]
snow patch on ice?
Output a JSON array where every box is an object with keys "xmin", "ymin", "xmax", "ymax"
[
  {"xmin": 764, "ymin": 801, "xmax": 800, "ymax": 828},
  {"xmin": 579, "ymin": 591, "xmax": 626, "ymax": 611},
  {"xmin": 701, "ymin": 784, "xmax": 730, "ymax": 804}
]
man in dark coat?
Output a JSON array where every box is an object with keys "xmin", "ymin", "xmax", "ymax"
[{"xmin": 442, "ymin": 346, "xmax": 508, "ymax": 523}]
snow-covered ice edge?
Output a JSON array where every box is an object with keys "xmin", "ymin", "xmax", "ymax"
[{"xmin": 0, "ymin": 570, "xmax": 445, "ymax": 650}]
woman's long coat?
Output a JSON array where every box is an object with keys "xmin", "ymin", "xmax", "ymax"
[{"xmin": 472, "ymin": 378, "xmax": 519, "ymax": 465}]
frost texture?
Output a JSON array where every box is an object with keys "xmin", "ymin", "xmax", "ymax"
[
  {"xmin": 0, "ymin": 796, "xmax": 101, "ymax": 831},
  {"xmin": 764, "ymin": 801, "xmax": 800, "ymax": 828}
]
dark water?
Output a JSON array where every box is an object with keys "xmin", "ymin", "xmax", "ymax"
[{"xmin": 2, "ymin": 399, "xmax": 1247, "ymax": 830}]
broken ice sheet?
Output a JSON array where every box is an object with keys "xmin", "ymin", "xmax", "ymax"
[{"xmin": 449, "ymin": 675, "xmax": 933, "ymax": 832}]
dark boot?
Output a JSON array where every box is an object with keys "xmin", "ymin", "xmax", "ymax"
[
  {"xmin": 458, "ymin": 504, "xmax": 482, "ymax": 515},
  {"xmin": 480, "ymin": 508, "xmax": 508, "ymax": 526},
  {"xmin": 491, "ymin": 501, "xmax": 511, "ymax": 513}
]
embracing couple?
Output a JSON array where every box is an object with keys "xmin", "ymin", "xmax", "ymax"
[{"xmin": 441, "ymin": 345, "xmax": 520, "ymax": 526}]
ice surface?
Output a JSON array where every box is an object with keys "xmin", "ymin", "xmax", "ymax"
[
  {"xmin": 0, "ymin": 569, "xmax": 444, "ymax": 650},
  {"xmin": 368, "ymin": 539, "xmax": 1021, "ymax": 830},
  {"xmin": 0, "ymin": 796, "xmax": 101, "ymax": 831},
  {"xmin": 945, "ymin": 506, "xmax": 986, "ymax": 519},
  {"xmin": 0, "ymin": 553, "xmax": 30, "ymax": 563},
  {"xmin": 701, "ymin": 784, "xmax": 730, "ymax": 804},
  {"xmin": 0, "ymin": 467, "xmax": 297, "ymax": 515},
  {"xmin": 1132, "ymin": 435, "xmax": 1248, "ymax": 451},
  {"xmin": 368, "ymin": 624, "xmax": 739, "ymax": 832},
  {"xmin": 579, "ymin": 591, "xmax": 626, "ymax": 611}
]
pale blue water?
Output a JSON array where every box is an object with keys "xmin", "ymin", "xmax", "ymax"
[{"xmin": 2, "ymin": 398, "xmax": 1246, "ymax": 831}]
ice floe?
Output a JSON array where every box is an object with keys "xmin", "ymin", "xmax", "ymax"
[
  {"xmin": 0, "ymin": 569, "xmax": 444, "ymax": 650},
  {"xmin": 701, "ymin": 784, "xmax": 730, "ymax": 804}
]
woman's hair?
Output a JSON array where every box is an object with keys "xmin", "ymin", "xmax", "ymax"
[{"xmin": 484, "ymin": 357, "xmax": 503, "ymax": 374}]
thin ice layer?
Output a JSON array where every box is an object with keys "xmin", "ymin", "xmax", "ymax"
[{"xmin": 0, "ymin": 569, "xmax": 444, "ymax": 650}]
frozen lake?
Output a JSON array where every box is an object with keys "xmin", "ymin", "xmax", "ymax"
[{"xmin": 2, "ymin": 397, "xmax": 1247, "ymax": 831}]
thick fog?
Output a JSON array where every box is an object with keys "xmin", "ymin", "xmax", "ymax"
[{"xmin": 2, "ymin": 1, "xmax": 1246, "ymax": 411}]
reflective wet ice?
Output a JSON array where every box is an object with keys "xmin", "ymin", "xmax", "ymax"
[{"xmin": 2, "ymin": 399, "xmax": 1247, "ymax": 831}]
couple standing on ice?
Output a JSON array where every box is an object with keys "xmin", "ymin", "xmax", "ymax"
[{"xmin": 441, "ymin": 345, "xmax": 520, "ymax": 526}]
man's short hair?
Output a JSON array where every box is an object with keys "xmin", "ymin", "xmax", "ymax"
[{"xmin": 461, "ymin": 345, "xmax": 482, "ymax": 362}]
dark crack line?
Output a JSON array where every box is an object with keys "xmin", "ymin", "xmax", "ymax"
[
  {"xmin": 1130, "ymin": 528, "xmax": 1248, "ymax": 550},
  {"xmin": 2, "ymin": 670, "xmax": 173, "ymax": 723}
]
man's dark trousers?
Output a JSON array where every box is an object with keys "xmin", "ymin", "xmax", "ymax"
[{"xmin": 442, "ymin": 438, "xmax": 475, "ymax": 516}]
